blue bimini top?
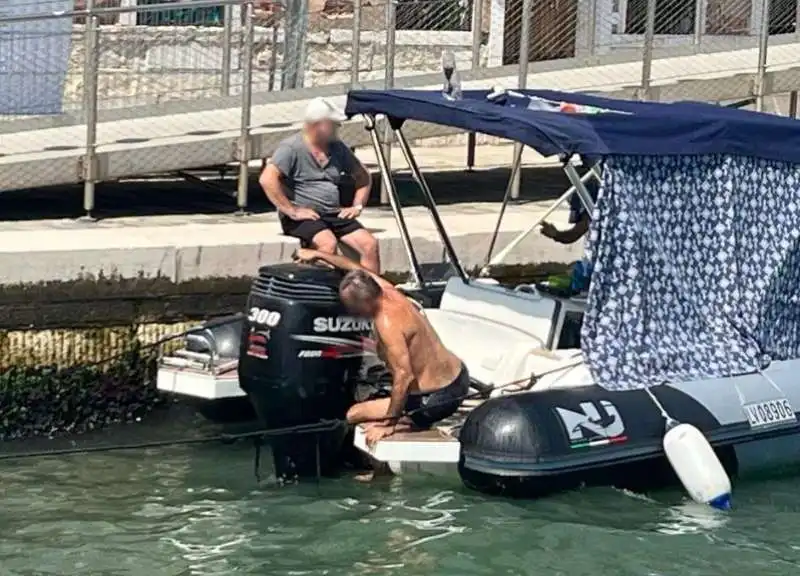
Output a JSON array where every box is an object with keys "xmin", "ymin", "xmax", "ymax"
[{"xmin": 345, "ymin": 88, "xmax": 800, "ymax": 164}]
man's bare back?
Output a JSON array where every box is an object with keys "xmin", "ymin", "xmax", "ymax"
[
  {"xmin": 292, "ymin": 247, "xmax": 470, "ymax": 446},
  {"xmin": 373, "ymin": 287, "xmax": 462, "ymax": 395}
]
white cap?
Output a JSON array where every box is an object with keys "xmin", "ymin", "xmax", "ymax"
[{"xmin": 304, "ymin": 97, "xmax": 347, "ymax": 124}]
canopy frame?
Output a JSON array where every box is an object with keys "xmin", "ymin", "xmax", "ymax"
[
  {"xmin": 362, "ymin": 114, "xmax": 425, "ymax": 288},
  {"xmin": 361, "ymin": 113, "xmax": 598, "ymax": 288},
  {"xmin": 482, "ymin": 162, "xmax": 601, "ymax": 271}
]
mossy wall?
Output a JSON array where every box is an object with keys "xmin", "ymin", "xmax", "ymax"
[
  {"xmin": 0, "ymin": 349, "xmax": 161, "ymax": 441},
  {"xmin": 0, "ymin": 262, "xmax": 568, "ymax": 441}
]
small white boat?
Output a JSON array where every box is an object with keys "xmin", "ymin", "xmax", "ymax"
[{"xmin": 158, "ymin": 87, "xmax": 800, "ymax": 499}]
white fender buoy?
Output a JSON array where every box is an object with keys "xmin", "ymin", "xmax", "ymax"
[{"xmin": 663, "ymin": 422, "xmax": 732, "ymax": 510}]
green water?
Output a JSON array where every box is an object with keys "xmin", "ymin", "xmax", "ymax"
[{"xmin": 2, "ymin": 432, "xmax": 800, "ymax": 576}]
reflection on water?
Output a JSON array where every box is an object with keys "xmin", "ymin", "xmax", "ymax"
[
  {"xmin": 654, "ymin": 501, "xmax": 729, "ymax": 536},
  {"xmin": 1, "ymin": 442, "xmax": 800, "ymax": 575}
]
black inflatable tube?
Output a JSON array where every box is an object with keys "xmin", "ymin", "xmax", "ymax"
[{"xmin": 461, "ymin": 419, "xmax": 800, "ymax": 478}]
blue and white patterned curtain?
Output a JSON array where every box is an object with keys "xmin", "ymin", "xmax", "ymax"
[{"xmin": 582, "ymin": 154, "xmax": 800, "ymax": 391}]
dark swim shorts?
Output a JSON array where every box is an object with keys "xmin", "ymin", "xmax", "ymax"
[
  {"xmin": 280, "ymin": 213, "xmax": 363, "ymax": 246},
  {"xmin": 405, "ymin": 363, "xmax": 470, "ymax": 429}
]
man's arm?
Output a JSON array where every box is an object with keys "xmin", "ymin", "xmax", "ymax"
[
  {"xmin": 376, "ymin": 318, "xmax": 415, "ymax": 419},
  {"xmin": 541, "ymin": 213, "xmax": 590, "ymax": 245},
  {"xmin": 296, "ymin": 248, "xmax": 393, "ymax": 291},
  {"xmin": 350, "ymin": 156, "xmax": 371, "ymax": 210},
  {"xmin": 338, "ymin": 145, "xmax": 371, "ymax": 216},
  {"xmin": 259, "ymin": 164, "xmax": 296, "ymax": 217}
]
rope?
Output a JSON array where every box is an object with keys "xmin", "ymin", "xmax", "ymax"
[
  {"xmin": 1, "ymin": 312, "xmax": 581, "ymax": 462},
  {"xmin": 0, "ymin": 367, "xmax": 556, "ymax": 462},
  {"xmin": 0, "ymin": 419, "xmax": 342, "ymax": 462}
]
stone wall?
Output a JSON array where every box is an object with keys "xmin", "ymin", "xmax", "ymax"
[{"xmin": 64, "ymin": 24, "xmax": 485, "ymax": 111}]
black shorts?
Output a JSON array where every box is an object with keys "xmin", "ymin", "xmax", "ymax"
[
  {"xmin": 405, "ymin": 364, "xmax": 470, "ymax": 429},
  {"xmin": 281, "ymin": 212, "xmax": 363, "ymax": 247}
]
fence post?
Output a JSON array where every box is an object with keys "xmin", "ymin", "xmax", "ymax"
[
  {"xmin": 237, "ymin": 1, "xmax": 255, "ymax": 213},
  {"xmin": 81, "ymin": 0, "xmax": 100, "ymax": 220},
  {"xmin": 466, "ymin": 0, "xmax": 484, "ymax": 170},
  {"xmin": 351, "ymin": 0, "xmax": 362, "ymax": 86},
  {"xmin": 587, "ymin": 0, "xmax": 597, "ymax": 56},
  {"xmin": 755, "ymin": 0, "xmax": 770, "ymax": 112},
  {"xmin": 221, "ymin": 3, "xmax": 233, "ymax": 96},
  {"xmin": 269, "ymin": 5, "xmax": 279, "ymax": 91},
  {"xmin": 283, "ymin": 0, "xmax": 309, "ymax": 88},
  {"xmin": 693, "ymin": 0, "xmax": 705, "ymax": 48},
  {"xmin": 510, "ymin": 0, "xmax": 531, "ymax": 200},
  {"xmin": 381, "ymin": 0, "xmax": 397, "ymax": 205},
  {"xmin": 796, "ymin": 0, "xmax": 800, "ymax": 41},
  {"xmin": 639, "ymin": 0, "xmax": 656, "ymax": 101}
]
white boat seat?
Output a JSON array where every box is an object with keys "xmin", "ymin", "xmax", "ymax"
[
  {"xmin": 424, "ymin": 308, "xmax": 545, "ymax": 388},
  {"xmin": 438, "ymin": 277, "xmax": 557, "ymax": 346}
]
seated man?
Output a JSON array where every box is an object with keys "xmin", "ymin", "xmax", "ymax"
[
  {"xmin": 260, "ymin": 97, "xmax": 380, "ymax": 272},
  {"xmin": 293, "ymin": 247, "xmax": 469, "ymax": 446}
]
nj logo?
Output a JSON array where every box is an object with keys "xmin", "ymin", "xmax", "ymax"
[{"xmin": 555, "ymin": 400, "xmax": 625, "ymax": 442}]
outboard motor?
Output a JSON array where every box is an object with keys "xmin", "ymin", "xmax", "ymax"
[{"xmin": 238, "ymin": 263, "xmax": 373, "ymax": 480}]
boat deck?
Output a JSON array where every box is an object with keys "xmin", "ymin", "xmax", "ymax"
[{"xmin": 353, "ymin": 401, "xmax": 483, "ymax": 466}]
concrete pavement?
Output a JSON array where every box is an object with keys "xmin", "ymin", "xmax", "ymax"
[
  {"xmin": 0, "ymin": 144, "xmax": 585, "ymax": 287},
  {"xmin": 0, "ymin": 200, "xmax": 582, "ymax": 285}
]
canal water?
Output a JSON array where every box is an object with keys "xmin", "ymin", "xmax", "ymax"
[{"xmin": 1, "ymin": 411, "xmax": 800, "ymax": 576}]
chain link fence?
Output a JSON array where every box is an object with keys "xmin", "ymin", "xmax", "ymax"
[{"xmin": 1, "ymin": 0, "xmax": 799, "ymax": 206}]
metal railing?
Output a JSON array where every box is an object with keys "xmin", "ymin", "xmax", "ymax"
[{"xmin": 1, "ymin": 0, "xmax": 799, "ymax": 215}]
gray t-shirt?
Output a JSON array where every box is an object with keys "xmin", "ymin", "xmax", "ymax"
[{"xmin": 269, "ymin": 133, "xmax": 358, "ymax": 214}]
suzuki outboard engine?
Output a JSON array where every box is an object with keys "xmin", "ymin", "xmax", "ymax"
[{"xmin": 238, "ymin": 263, "xmax": 372, "ymax": 480}]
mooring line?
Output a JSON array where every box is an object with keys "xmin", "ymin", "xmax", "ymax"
[{"xmin": 2, "ymin": 314, "xmax": 570, "ymax": 462}]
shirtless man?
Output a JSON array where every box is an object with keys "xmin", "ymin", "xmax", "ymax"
[{"xmin": 293, "ymin": 248, "xmax": 469, "ymax": 447}]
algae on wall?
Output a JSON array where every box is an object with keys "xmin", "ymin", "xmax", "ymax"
[
  {"xmin": 0, "ymin": 348, "xmax": 162, "ymax": 441},
  {"xmin": 0, "ymin": 261, "xmax": 569, "ymax": 441},
  {"xmin": 0, "ymin": 322, "xmax": 193, "ymax": 441}
]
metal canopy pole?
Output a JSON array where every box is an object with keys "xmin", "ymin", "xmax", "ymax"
[
  {"xmin": 693, "ymin": 0, "xmax": 706, "ymax": 49},
  {"xmin": 283, "ymin": 0, "xmax": 309, "ymax": 89},
  {"xmin": 221, "ymin": 3, "xmax": 233, "ymax": 95},
  {"xmin": 365, "ymin": 116, "xmax": 424, "ymax": 287},
  {"xmin": 484, "ymin": 163, "xmax": 601, "ymax": 270},
  {"xmin": 510, "ymin": 0, "xmax": 532, "ymax": 199},
  {"xmin": 796, "ymin": 0, "xmax": 800, "ymax": 40},
  {"xmin": 395, "ymin": 129, "xmax": 469, "ymax": 282},
  {"xmin": 563, "ymin": 160, "xmax": 596, "ymax": 215},
  {"xmin": 483, "ymin": 143, "xmax": 524, "ymax": 267}
]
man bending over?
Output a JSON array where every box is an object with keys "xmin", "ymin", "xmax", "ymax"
[{"xmin": 293, "ymin": 248, "xmax": 469, "ymax": 446}]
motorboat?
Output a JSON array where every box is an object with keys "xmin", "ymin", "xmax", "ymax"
[{"xmin": 158, "ymin": 87, "xmax": 800, "ymax": 498}]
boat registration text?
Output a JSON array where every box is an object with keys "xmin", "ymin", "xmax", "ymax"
[{"xmin": 743, "ymin": 399, "xmax": 796, "ymax": 429}]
